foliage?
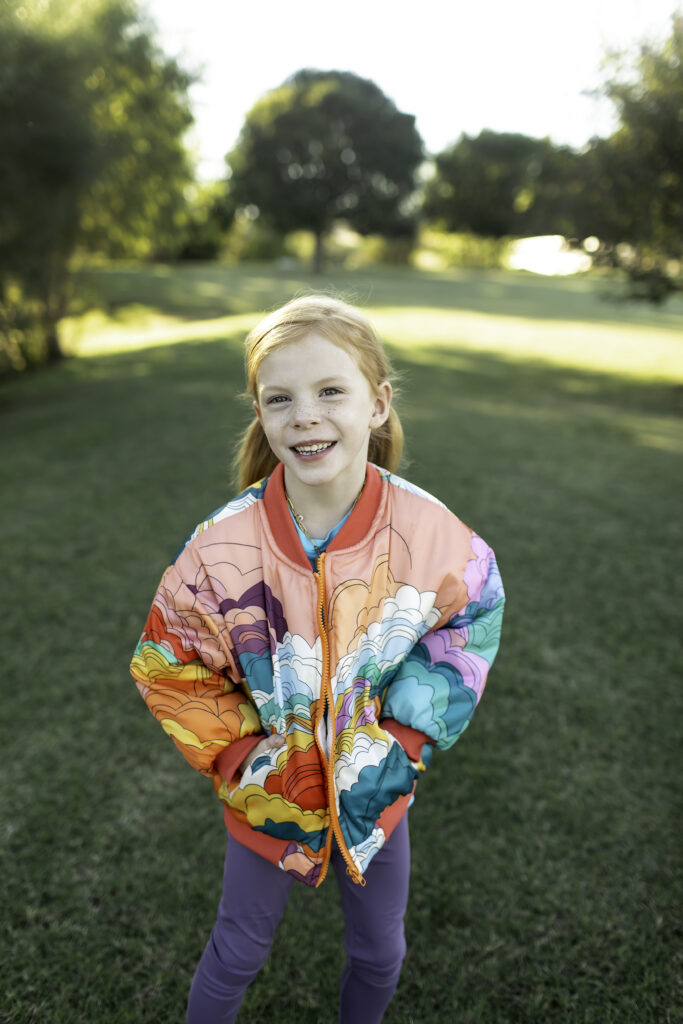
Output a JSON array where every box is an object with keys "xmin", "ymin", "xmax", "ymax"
[
  {"xmin": 422, "ymin": 130, "xmax": 582, "ymax": 240},
  {"xmin": 344, "ymin": 234, "xmax": 416, "ymax": 268},
  {"xmin": 227, "ymin": 69, "xmax": 424, "ymax": 271},
  {"xmin": 221, "ymin": 211, "xmax": 289, "ymax": 263},
  {"xmin": 599, "ymin": 13, "xmax": 683, "ymax": 257},
  {"xmin": 0, "ymin": 0, "xmax": 194, "ymax": 372},
  {"xmin": 412, "ymin": 229, "xmax": 511, "ymax": 271},
  {"xmin": 0, "ymin": 10, "xmax": 97, "ymax": 369},
  {"xmin": 583, "ymin": 14, "xmax": 683, "ymax": 301},
  {"xmin": 176, "ymin": 182, "xmax": 235, "ymax": 261},
  {"xmin": 281, "ymin": 226, "xmax": 415, "ymax": 270},
  {"xmin": 75, "ymin": 0, "xmax": 195, "ymax": 261}
]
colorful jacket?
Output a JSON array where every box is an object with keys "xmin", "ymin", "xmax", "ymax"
[{"xmin": 130, "ymin": 463, "xmax": 505, "ymax": 887}]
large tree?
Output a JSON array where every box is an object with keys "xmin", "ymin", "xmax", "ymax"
[
  {"xmin": 0, "ymin": 0, "xmax": 194, "ymax": 371},
  {"xmin": 227, "ymin": 70, "xmax": 424, "ymax": 272},
  {"xmin": 594, "ymin": 14, "xmax": 682, "ymax": 258},
  {"xmin": 422, "ymin": 130, "xmax": 582, "ymax": 239},
  {"xmin": 75, "ymin": 0, "xmax": 195, "ymax": 260},
  {"xmin": 0, "ymin": 9, "xmax": 95, "ymax": 365},
  {"xmin": 565, "ymin": 14, "xmax": 683, "ymax": 300}
]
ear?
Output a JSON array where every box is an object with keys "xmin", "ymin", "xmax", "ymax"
[
  {"xmin": 253, "ymin": 400, "xmax": 263, "ymax": 427},
  {"xmin": 369, "ymin": 381, "xmax": 392, "ymax": 430}
]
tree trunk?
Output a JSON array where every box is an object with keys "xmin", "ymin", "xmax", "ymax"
[
  {"xmin": 312, "ymin": 231, "xmax": 326, "ymax": 274},
  {"xmin": 42, "ymin": 256, "xmax": 68, "ymax": 362},
  {"xmin": 44, "ymin": 323, "xmax": 64, "ymax": 362}
]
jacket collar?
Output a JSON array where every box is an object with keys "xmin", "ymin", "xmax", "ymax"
[{"xmin": 263, "ymin": 462, "xmax": 384, "ymax": 570}]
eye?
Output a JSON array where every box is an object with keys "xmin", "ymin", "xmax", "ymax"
[
  {"xmin": 321, "ymin": 387, "xmax": 343, "ymax": 397},
  {"xmin": 266, "ymin": 394, "xmax": 290, "ymax": 405}
]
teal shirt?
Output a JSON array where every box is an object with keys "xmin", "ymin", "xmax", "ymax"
[{"xmin": 289, "ymin": 505, "xmax": 353, "ymax": 569}]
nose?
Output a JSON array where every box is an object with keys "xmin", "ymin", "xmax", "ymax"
[{"xmin": 291, "ymin": 396, "xmax": 321, "ymax": 427}]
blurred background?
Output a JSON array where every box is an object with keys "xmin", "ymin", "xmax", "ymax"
[
  {"xmin": 1, "ymin": 2, "xmax": 681, "ymax": 1022},
  {"xmin": 1, "ymin": 0, "xmax": 682, "ymax": 371}
]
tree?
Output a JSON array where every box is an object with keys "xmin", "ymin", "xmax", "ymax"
[
  {"xmin": 559, "ymin": 15, "xmax": 683, "ymax": 301},
  {"xmin": 0, "ymin": 0, "xmax": 195, "ymax": 371},
  {"xmin": 423, "ymin": 130, "xmax": 583, "ymax": 239},
  {"xmin": 75, "ymin": 0, "xmax": 195, "ymax": 260},
  {"xmin": 176, "ymin": 182, "xmax": 235, "ymax": 261},
  {"xmin": 227, "ymin": 70, "xmax": 424, "ymax": 272},
  {"xmin": 520, "ymin": 144, "xmax": 587, "ymax": 240},
  {"xmin": 0, "ymin": 11, "xmax": 97, "ymax": 366},
  {"xmin": 600, "ymin": 14, "xmax": 683, "ymax": 257}
]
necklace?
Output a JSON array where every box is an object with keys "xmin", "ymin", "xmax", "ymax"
[{"xmin": 286, "ymin": 483, "xmax": 365, "ymax": 555}]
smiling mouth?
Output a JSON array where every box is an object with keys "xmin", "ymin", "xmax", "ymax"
[{"xmin": 291, "ymin": 441, "xmax": 336, "ymax": 455}]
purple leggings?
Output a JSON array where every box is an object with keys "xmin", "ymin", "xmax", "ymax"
[{"xmin": 186, "ymin": 814, "xmax": 410, "ymax": 1024}]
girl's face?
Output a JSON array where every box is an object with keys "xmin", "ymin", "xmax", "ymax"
[{"xmin": 254, "ymin": 333, "xmax": 391, "ymax": 500}]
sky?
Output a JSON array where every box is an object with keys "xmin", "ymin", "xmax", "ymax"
[{"xmin": 142, "ymin": 0, "xmax": 679, "ymax": 180}]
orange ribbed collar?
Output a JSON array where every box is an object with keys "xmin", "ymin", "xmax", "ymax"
[{"xmin": 263, "ymin": 462, "xmax": 384, "ymax": 570}]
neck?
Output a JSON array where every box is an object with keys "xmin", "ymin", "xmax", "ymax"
[{"xmin": 284, "ymin": 465, "xmax": 367, "ymax": 539}]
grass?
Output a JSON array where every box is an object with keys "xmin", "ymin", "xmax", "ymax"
[
  {"xmin": 1, "ymin": 263, "xmax": 682, "ymax": 1023},
  {"xmin": 64, "ymin": 262, "xmax": 683, "ymax": 379}
]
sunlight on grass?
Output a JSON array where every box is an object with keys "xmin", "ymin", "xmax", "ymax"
[
  {"xmin": 370, "ymin": 307, "xmax": 683, "ymax": 381},
  {"xmin": 63, "ymin": 266, "xmax": 683, "ymax": 382},
  {"xmin": 63, "ymin": 302, "xmax": 683, "ymax": 381},
  {"xmin": 61, "ymin": 309, "xmax": 260, "ymax": 357}
]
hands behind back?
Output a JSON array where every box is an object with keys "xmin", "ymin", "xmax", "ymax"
[{"xmin": 239, "ymin": 733, "xmax": 286, "ymax": 774}]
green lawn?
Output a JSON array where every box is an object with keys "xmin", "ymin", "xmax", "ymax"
[{"xmin": 2, "ymin": 263, "xmax": 681, "ymax": 1023}]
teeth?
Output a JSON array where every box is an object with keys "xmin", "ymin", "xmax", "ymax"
[{"xmin": 294, "ymin": 442, "xmax": 333, "ymax": 454}]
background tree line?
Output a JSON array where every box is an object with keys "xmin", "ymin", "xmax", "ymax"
[
  {"xmin": 423, "ymin": 15, "xmax": 682, "ymax": 301},
  {"xmin": 1, "ymin": 0, "xmax": 681, "ymax": 373}
]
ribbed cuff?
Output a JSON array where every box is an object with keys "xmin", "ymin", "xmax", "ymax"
[
  {"xmin": 381, "ymin": 719, "xmax": 433, "ymax": 763},
  {"xmin": 215, "ymin": 734, "xmax": 264, "ymax": 783}
]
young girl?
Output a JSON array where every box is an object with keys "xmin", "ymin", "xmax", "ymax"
[{"xmin": 131, "ymin": 294, "xmax": 505, "ymax": 1023}]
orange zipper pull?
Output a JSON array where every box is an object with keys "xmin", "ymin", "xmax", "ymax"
[{"xmin": 346, "ymin": 863, "xmax": 366, "ymax": 886}]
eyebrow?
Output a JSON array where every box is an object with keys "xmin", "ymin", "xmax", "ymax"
[{"xmin": 260, "ymin": 375, "xmax": 353, "ymax": 393}]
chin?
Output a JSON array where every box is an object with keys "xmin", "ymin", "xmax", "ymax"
[{"xmin": 289, "ymin": 465, "xmax": 339, "ymax": 486}]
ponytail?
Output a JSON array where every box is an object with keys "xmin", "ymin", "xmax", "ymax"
[
  {"xmin": 236, "ymin": 419, "xmax": 278, "ymax": 492},
  {"xmin": 368, "ymin": 406, "xmax": 403, "ymax": 473}
]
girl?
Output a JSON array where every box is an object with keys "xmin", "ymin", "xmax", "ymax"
[{"xmin": 131, "ymin": 294, "xmax": 505, "ymax": 1023}]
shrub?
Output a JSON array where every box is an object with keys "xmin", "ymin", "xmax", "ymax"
[{"xmin": 413, "ymin": 228, "xmax": 511, "ymax": 270}]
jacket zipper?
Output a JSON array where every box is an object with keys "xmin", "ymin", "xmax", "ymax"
[{"xmin": 313, "ymin": 553, "xmax": 365, "ymax": 887}]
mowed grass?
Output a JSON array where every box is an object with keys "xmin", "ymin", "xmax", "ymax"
[{"xmin": 1, "ymin": 264, "xmax": 681, "ymax": 1024}]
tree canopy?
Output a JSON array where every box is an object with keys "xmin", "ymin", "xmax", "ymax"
[
  {"xmin": 594, "ymin": 13, "xmax": 683, "ymax": 257},
  {"xmin": 75, "ymin": 0, "xmax": 195, "ymax": 259},
  {"xmin": 0, "ymin": 6, "xmax": 97, "ymax": 364},
  {"xmin": 227, "ymin": 70, "xmax": 424, "ymax": 270},
  {"xmin": 422, "ymin": 130, "xmax": 587, "ymax": 240},
  {"xmin": 0, "ymin": 0, "xmax": 195, "ymax": 370}
]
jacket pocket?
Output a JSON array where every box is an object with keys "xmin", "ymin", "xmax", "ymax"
[
  {"xmin": 226, "ymin": 738, "xmax": 329, "ymax": 846},
  {"xmin": 334, "ymin": 724, "xmax": 418, "ymax": 848}
]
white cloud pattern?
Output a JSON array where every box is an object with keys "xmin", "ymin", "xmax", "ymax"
[{"xmin": 335, "ymin": 584, "xmax": 440, "ymax": 696}]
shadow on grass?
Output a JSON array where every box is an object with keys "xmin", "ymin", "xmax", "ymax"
[
  {"xmin": 3, "ymin": 328, "xmax": 681, "ymax": 428},
  {"xmin": 70, "ymin": 261, "xmax": 683, "ymax": 332},
  {"xmin": 70, "ymin": 263, "xmax": 320, "ymax": 322}
]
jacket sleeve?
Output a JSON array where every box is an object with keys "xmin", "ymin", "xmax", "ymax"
[
  {"xmin": 130, "ymin": 560, "xmax": 264, "ymax": 778},
  {"xmin": 381, "ymin": 536, "xmax": 504, "ymax": 769}
]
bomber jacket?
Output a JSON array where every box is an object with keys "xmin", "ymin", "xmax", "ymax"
[{"xmin": 130, "ymin": 462, "xmax": 505, "ymax": 887}]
